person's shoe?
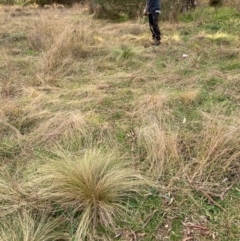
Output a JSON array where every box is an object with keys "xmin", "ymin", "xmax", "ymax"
[{"xmin": 152, "ymin": 39, "xmax": 161, "ymax": 46}]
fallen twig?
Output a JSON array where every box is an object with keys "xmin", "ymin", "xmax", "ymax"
[{"xmin": 186, "ymin": 175, "xmax": 226, "ymax": 211}]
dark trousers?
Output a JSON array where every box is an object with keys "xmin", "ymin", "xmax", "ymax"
[
  {"xmin": 148, "ymin": 12, "xmax": 161, "ymax": 41},
  {"xmin": 190, "ymin": 0, "xmax": 197, "ymax": 8}
]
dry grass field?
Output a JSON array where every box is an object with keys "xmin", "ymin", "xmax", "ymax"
[{"xmin": 0, "ymin": 3, "xmax": 240, "ymax": 241}]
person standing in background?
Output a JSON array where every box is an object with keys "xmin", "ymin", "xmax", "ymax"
[{"xmin": 144, "ymin": 0, "xmax": 161, "ymax": 46}]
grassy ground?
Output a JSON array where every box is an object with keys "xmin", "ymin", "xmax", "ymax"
[{"xmin": 0, "ymin": 4, "xmax": 240, "ymax": 241}]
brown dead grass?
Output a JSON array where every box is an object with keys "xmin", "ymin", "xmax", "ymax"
[
  {"xmin": 189, "ymin": 112, "xmax": 240, "ymax": 182},
  {"xmin": 27, "ymin": 111, "xmax": 89, "ymax": 146},
  {"xmin": 0, "ymin": 210, "xmax": 69, "ymax": 241},
  {"xmin": 178, "ymin": 89, "xmax": 201, "ymax": 104},
  {"xmin": 136, "ymin": 109, "xmax": 240, "ymax": 187},
  {"xmin": 137, "ymin": 113, "xmax": 180, "ymax": 177},
  {"xmin": 0, "ymin": 5, "xmax": 240, "ymax": 240}
]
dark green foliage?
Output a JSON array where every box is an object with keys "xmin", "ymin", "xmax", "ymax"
[
  {"xmin": 209, "ymin": 0, "xmax": 223, "ymax": 7},
  {"xmin": 91, "ymin": 0, "xmax": 145, "ymax": 19},
  {"xmin": 0, "ymin": 0, "xmax": 15, "ymax": 4}
]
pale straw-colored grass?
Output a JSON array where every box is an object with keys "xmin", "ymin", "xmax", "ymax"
[
  {"xmin": 137, "ymin": 113, "xmax": 180, "ymax": 177},
  {"xmin": 0, "ymin": 168, "xmax": 30, "ymax": 216},
  {"xmin": 35, "ymin": 17, "xmax": 100, "ymax": 77},
  {"xmin": 0, "ymin": 211, "xmax": 69, "ymax": 241},
  {"xmin": 178, "ymin": 89, "xmax": 201, "ymax": 104},
  {"xmin": 27, "ymin": 110, "xmax": 88, "ymax": 146},
  {"xmin": 134, "ymin": 93, "xmax": 169, "ymax": 115},
  {"xmin": 187, "ymin": 112, "xmax": 240, "ymax": 182},
  {"xmin": 136, "ymin": 107, "xmax": 240, "ymax": 185},
  {"xmin": 32, "ymin": 148, "xmax": 147, "ymax": 239}
]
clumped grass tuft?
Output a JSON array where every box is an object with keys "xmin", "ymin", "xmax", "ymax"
[
  {"xmin": 178, "ymin": 89, "xmax": 201, "ymax": 104},
  {"xmin": 37, "ymin": 19, "xmax": 98, "ymax": 76},
  {"xmin": 0, "ymin": 211, "xmax": 69, "ymax": 241},
  {"xmin": 0, "ymin": 167, "xmax": 53, "ymax": 216},
  {"xmin": 27, "ymin": 111, "xmax": 88, "ymax": 147},
  {"xmin": 0, "ymin": 168, "xmax": 28, "ymax": 216},
  {"xmin": 187, "ymin": 112, "xmax": 240, "ymax": 182},
  {"xmin": 26, "ymin": 14, "xmax": 100, "ymax": 78},
  {"xmin": 27, "ymin": 19, "xmax": 62, "ymax": 52},
  {"xmin": 111, "ymin": 44, "xmax": 142, "ymax": 62},
  {"xmin": 32, "ymin": 148, "xmax": 147, "ymax": 239},
  {"xmin": 206, "ymin": 32, "xmax": 236, "ymax": 45},
  {"xmin": 134, "ymin": 93, "xmax": 169, "ymax": 115},
  {"xmin": 137, "ymin": 108, "xmax": 240, "ymax": 186},
  {"xmin": 137, "ymin": 113, "xmax": 180, "ymax": 177},
  {"xmin": 1, "ymin": 80, "xmax": 15, "ymax": 98},
  {"xmin": 0, "ymin": 137, "xmax": 21, "ymax": 158}
]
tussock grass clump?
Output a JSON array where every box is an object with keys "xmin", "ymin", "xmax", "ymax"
[
  {"xmin": 26, "ymin": 8, "xmax": 92, "ymax": 49},
  {"xmin": 1, "ymin": 80, "xmax": 16, "ymax": 98},
  {"xmin": 0, "ymin": 102, "xmax": 23, "ymax": 127},
  {"xmin": 28, "ymin": 111, "xmax": 88, "ymax": 146},
  {"xmin": 0, "ymin": 167, "xmax": 53, "ymax": 216},
  {"xmin": 134, "ymin": 93, "xmax": 169, "ymax": 115},
  {"xmin": 38, "ymin": 20, "xmax": 98, "ymax": 75},
  {"xmin": 137, "ymin": 114, "xmax": 180, "ymax": 177},
  {"xmin": 206, "ymin": 32, "xmax": 236, "ymax": 45},
  {"xmin": 137, "ymin": 109, "xmax": 240, "ymax": 184},
  {"xmin": 187, "ymin": 112, "xmax": 240, "ymax": 182},
  {"xmin": 0, "ymin": 211, "xmax": 68, "ymax": 241},
  {"xmin": 0, "ymin": 137, "xmax": 22, "ymax": 158},
  {"xmin": 0, "ymin": 168, "xmax": 28, "ymax": 216},
  {"xmin": 111, "ymin": 44, "xmax": 142, "ymax": 62},
  {"xmin": 27, "ymin": 19, "xmax": 62, "ymax": 52},
  {"xmin": 178, "ymin": 89, "xmax": 201, "ymax": 104},
  {"xmin": 26, "ymin": 12, "xmax": 100, "ymax": 77},
  {"xmin": 43, "ymin": 26, "xmax": 93, "ymax": 60},
  {"xmin": 0, "ymin": 103, "xmax": 24, "ymax": 156},
  {"xmin": 33, "ymin": 149, "xmax": 146, "ymax": 239}
]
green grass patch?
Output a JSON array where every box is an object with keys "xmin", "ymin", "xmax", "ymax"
[{"xmin": 220, "ymin": 61, "xmax": 240, "ymax": 71}]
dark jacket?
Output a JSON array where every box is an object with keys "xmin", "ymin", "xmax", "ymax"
[{"xmin": 146, "ymin": 0, "xmax": 161, "ymax": 13}]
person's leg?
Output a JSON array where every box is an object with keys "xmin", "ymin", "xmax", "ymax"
[
  {"xmin": 190, "ymin": 0, "xmax": 197, "ymax": 8},
  {"xmin": 193, "ymin": 0, "xmax": 197, "ymax": 7},
  {"xmin": 148, "ymin": 12, "xmax": 161, "ymax": 45},
  {"xmin": 148, "ymin": 14, "xmax": 155, "ymax": 40},
  {"xmin": 152, "ymin": 11, "xmax": 161, "ymax": 41}
]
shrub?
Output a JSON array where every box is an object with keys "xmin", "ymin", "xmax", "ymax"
[
  {"xmin": 89, "ymin": 0, "xmax": 145, "ymax": 18},
  {"xmin": 209, "ymin": 0, "xmax": 223, "ymax": 6}
]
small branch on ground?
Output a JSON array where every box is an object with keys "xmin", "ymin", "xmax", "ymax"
[{"xmin": 186, "ymin": 175, "xmax": 226, "ymax": 211}]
